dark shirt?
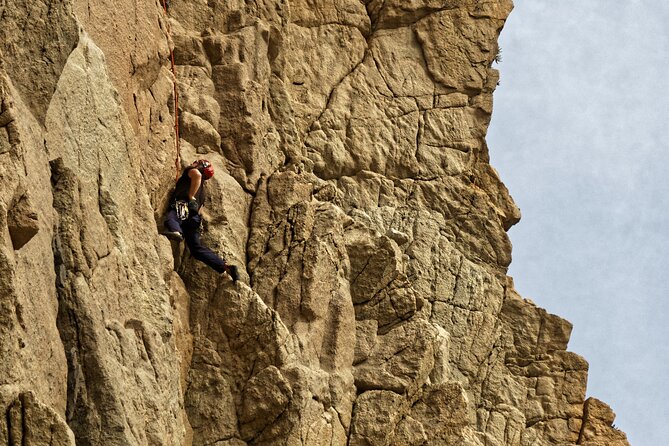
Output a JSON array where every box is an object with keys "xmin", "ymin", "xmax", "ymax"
[{"xmin": 171, "ymin": 166, "xmax": 206, "ymax": 208}]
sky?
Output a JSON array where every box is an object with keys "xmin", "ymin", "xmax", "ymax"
[{"xmin": 487, "ymin": 1, "xmax": 669, "ymax": 445}]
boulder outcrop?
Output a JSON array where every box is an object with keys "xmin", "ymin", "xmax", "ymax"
[{"xmin": 0, "ymin": 0, "xmax": 629, "ymax": 445}]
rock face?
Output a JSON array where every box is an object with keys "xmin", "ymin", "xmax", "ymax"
[{"xmin": 0, "ymin": 0, "xmax": 629, "ymax": 445}]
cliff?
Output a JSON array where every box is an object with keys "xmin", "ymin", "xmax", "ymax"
[{"xmin": 0, "ymin": 0, "xmax": 629, "ymax": 445}]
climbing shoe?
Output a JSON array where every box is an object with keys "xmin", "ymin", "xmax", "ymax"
[
  {"xmin": 162, "ymin": 231, "xmax": 184, "ymax": 242},
  {"xmin": 225, "ymin": 264, "xmax": 239, "ymax": 282}
]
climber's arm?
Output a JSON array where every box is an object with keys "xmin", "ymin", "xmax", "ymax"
[{"xmin": 187, "ymin": 168, "xmax": 202, "ymax": 201}]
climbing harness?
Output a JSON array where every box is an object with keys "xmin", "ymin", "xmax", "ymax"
[
  {"xmin": 160, "ymin": 0, "xmax": 181, "ymax": 181},
  {"xmin": 175, "ymin": 200, "xmax": 189, "ymax": 221}
]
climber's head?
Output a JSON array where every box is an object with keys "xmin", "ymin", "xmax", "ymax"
[{"xmin": 193, "ymin": 159, "xmax": 214, "ymax": 180}]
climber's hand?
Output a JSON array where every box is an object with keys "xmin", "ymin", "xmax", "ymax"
[{"xmin": 187, "ymin": 199, "xmax": 199, "ymax": 214}]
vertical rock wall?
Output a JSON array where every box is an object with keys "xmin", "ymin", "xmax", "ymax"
[{"xmin": 0, "ymin": 0, "xmax": 630, "ymax": 445}]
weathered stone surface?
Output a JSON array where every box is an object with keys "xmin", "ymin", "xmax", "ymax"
[
  {"xmin": 414, "ymin": 6, "xmax": 510, "ymax": 92},
  {"xmin": 349, "ymin": 390, "xmax": 405, "ymax": 446},
  {"xmin": 5, "ymin": 189, "xmax": 40, "ymax": 250},
  {"xmin": 44, "ymin": 30, "xmax": 185, "ymax": 446},
  {"xmin": 71, "ymin": 0, "xmax": 171, "ymax": 131},
  {"xmin": 367, "ymin": 0, "xmax": 446, "ymax": 30},
  {"xmin": 0, "ymin": 0, "xmax": 630, "ymax": 445},
  {"xmin": 179, "ymin": 110, "xmax": 222, "ymax": 152},
  {"xmin": 579, "ymin": 398, "xmax": 631, "ymax": 446},
  {"xmin": 0, "ymin": 0, "xmax": 79, "ymax": 123},
  {"xmin": 408, "ymin": 382, "xmax": 484, "ymax": 446},
  {"xmin": 239, "ymin": 366, "xmax": 293, "ymax": 439},
  {"xmin": 0, "ymin": 67, "xmax": 69, "ymax": 421},
  {"xmin": 289, "ymin": 0, "xmax": 370, "ymax": 33},
  {"xmin": 0, "ymin": 390, "xmax": 75, "ymax": 446},
  {"xmin": 354, "ymin": 318, "xmax": 438, "ymax": 396},
  {"xmin": 392, "ymin": 415, "xmax": 428, "ymax": 446}
]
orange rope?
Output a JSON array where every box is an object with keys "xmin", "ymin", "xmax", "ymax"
[{"xmin": 160, "ymin": 0, "xmax": 181, "ymax": 181}]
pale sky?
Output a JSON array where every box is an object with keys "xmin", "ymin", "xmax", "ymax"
[{"xmin": 488, "ymin": 1, "xmax": 669, "ymax": 445}]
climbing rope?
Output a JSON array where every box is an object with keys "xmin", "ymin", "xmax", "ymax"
[{"xmin": 160, "ymin": 0, "xmax": 181, "ymax": 181}]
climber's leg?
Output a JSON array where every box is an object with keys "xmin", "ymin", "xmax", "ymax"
[{"xmin": 183, "ymin": 217, "xmax": 227, "ymax": 273}]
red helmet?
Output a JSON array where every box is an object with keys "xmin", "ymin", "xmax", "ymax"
[{"xmin": 196, "ymin": 159, "xmax": 214, "ymax": 179}]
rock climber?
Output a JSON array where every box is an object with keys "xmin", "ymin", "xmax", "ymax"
[{"xmin": 162, "ymin": 159, "xmax": 239, "ymax": 281}]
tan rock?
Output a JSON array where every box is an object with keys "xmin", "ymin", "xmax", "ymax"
[
  {"xmin": 5, "ymin": 190, "xmax": 40, "ymax": 250},
  {"xmin": 179, "ymin": 110, "xmax": 222, "ymax": 152},
  {"xmin": 173, "ymin": 32, "xmax": 211, "ymax": 69},
  {"xmin": 392, "ymin": 415, "xmax": 428, "ymax": 446},
  {"xmin": 347, "ymin": 232, "xmax": 402, "ymax": 305},
  {"xmin": 279, "ymin": 23, "xmax": 367, "ymax": 142},
  {"xmin": 354, "ymin": 319, "xmax": 378, "ymax": 365},
  {"xmin": 579, "ymin": 398, "xmax": 630, "ymax": 446},
  {"xmin": 349, "ymin": 390, "xmax": 405, "ymax": 446},
  {"xmin": 354, "ymin": 319, "xmax": 438, "ymax": 397},
  {"xmin": 289, "ymin": 0, "xmax": 370, "ymax": 34},
  {"xmin": 414, "ymin": 7, "xmax": 508, "ymax": 92},
  {"xmin": 0, "ymin": 390, "xmax": 75, "ymax": 446},
  {"xmin": 0, "ymin": 0, "xmax": 78, "ymax": 123},
  {"xmin": 43, "ymin": 33, "xmax": 185, "ymax": 445},
  {"xmin": 71, "ymin": 0, "xmax": 171, "ymax": 131},
  {"xmin": 367, "ymin": 0, "xmax": 446, "ymax": 30},
  {"xmin": 239, "ymin": 366, "xmax": 293, "ymax": 439},
  {"xmin": 0, "ymin": 70, "xmax": 69, "ymax": 420},
  {"xmin": 409, "ymin": 382, "xmax": 483, "ymax": 446},
  {"xmin": 0, "ymin": 0, "xmax": 630, "ymax": 445}
]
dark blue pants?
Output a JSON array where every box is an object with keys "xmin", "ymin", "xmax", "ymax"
[{"xmin": 164, "ymin": 210, "xmax": 227, "ymax": 273}]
